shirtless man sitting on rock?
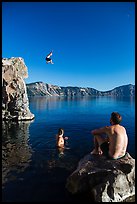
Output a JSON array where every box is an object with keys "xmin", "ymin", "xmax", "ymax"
[{"xmin": 91, "ymin": 112, "xmax": 128, "ymax": 160}]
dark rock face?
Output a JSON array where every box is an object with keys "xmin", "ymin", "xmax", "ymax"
[
  {"xmin": 66, "ymin": 152, "xmax": 135, "ymax": 202},
  {"xmin": 2, "ymin": 58, "xmax": 35, "ymax": 121},
  {"xmin": 27, "ymin": 82, "xmax": 135, "ymax": 97}
]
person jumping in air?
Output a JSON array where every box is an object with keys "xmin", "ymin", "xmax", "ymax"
[{"xmin": 45, "ymin": 51, "xmax": 54, "ymax": 64}]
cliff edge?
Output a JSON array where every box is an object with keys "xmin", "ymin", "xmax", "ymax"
[{"xmin": 2, "ymin": 57, "xmax": 35, "ymax": 121}]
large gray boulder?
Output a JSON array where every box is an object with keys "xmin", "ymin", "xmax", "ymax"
[
  {"xmin": 66, "ymin": 152, "xmax": 135, "ymax": 202},
  {"xmin": 2, "ymin": 57, "xmax": 34, "ymax": 121}
]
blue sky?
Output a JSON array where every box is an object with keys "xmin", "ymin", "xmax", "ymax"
[{"xmin": 2, "ymin": 2, "xmax": 135, "ymax": 91}]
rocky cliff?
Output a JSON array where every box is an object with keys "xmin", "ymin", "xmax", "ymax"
[
  {"xmin": 2, "ymin": 57, "xmax": 35, "ymax": 121},
  {"xmin": 26, "ymin": 82, "xmax": 135, "ymax": 97},
  {"xmin": 66, "ymin": 152, "xmax": 135, "ymax": 202}
]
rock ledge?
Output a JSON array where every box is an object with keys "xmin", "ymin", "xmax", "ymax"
[{"xmin": 66, "ymin": 152, "xmax": 135, "ymax": 202}]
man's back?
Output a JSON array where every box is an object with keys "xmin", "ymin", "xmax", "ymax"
[{"xmin": 108, "ymin": 124, "xmax": 128, "ymax": 158}]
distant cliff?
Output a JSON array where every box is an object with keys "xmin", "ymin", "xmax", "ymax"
[
  {"xmin": 26, "ymin": 82, "xmax": 135, "ymax": 97},
  {"xmin": 2, "ymin": 57, "xmax": 35, "ymax": 121}
]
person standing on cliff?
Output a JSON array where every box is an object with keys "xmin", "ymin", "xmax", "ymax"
[{"xmin": 91, "ymin": 112, "xmax": 128, "ymax": 160}]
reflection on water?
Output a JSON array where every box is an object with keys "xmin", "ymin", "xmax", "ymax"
[
  {"xmin": 2, "ymin": 120, "xmax": 34, "ymax": 188},
  {"xmin": 29, "ymin": 96, "xmax": 98, "ymax": 111},
  {"xmin": 29, "ymin": 96, "xmax": 135, "ymax": 110}
]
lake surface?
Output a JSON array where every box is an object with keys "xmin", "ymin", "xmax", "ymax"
[{"xmin": 2, "ymin": 96, "xmax": 135, "ymax": 202}]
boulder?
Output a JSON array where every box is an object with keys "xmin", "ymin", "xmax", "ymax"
[
  {"xmin": 66, "ymin": 152, "xmax": 135, "ymax": 202},
  {"xmin": 2, "ymin": 57, "xmax": 34, "ymax": 121}
]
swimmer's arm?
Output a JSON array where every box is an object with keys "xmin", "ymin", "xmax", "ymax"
[{"xmin": 63, "ymin": 135, "xmax": 68, "ymax": 140}]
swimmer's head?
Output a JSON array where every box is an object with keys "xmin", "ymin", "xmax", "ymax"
[{"xmin": 58, "ymin": 128, "xmax": 64, "ymax": 135}]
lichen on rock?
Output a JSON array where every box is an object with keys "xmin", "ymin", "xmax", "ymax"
[{"xmin": 2, "ymin": 57, "xmax": 35, "ymax": 121}]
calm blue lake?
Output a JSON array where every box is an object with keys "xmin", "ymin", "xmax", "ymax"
[{"xmin": 2, "ymin": 96, "xmax": 135, "ymax": 202}]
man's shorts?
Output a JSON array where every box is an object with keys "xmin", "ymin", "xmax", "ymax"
[
  {"xmin": 100, "ymin": 142, "xmax": 127, "ymax": 160},
  {"xmin": 100, "ymin": 142, "xmax": 109, "ymax": 157},
  {"xmin": 46, "ymin": 57, "xmax": 51, "ymax": 62}
]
